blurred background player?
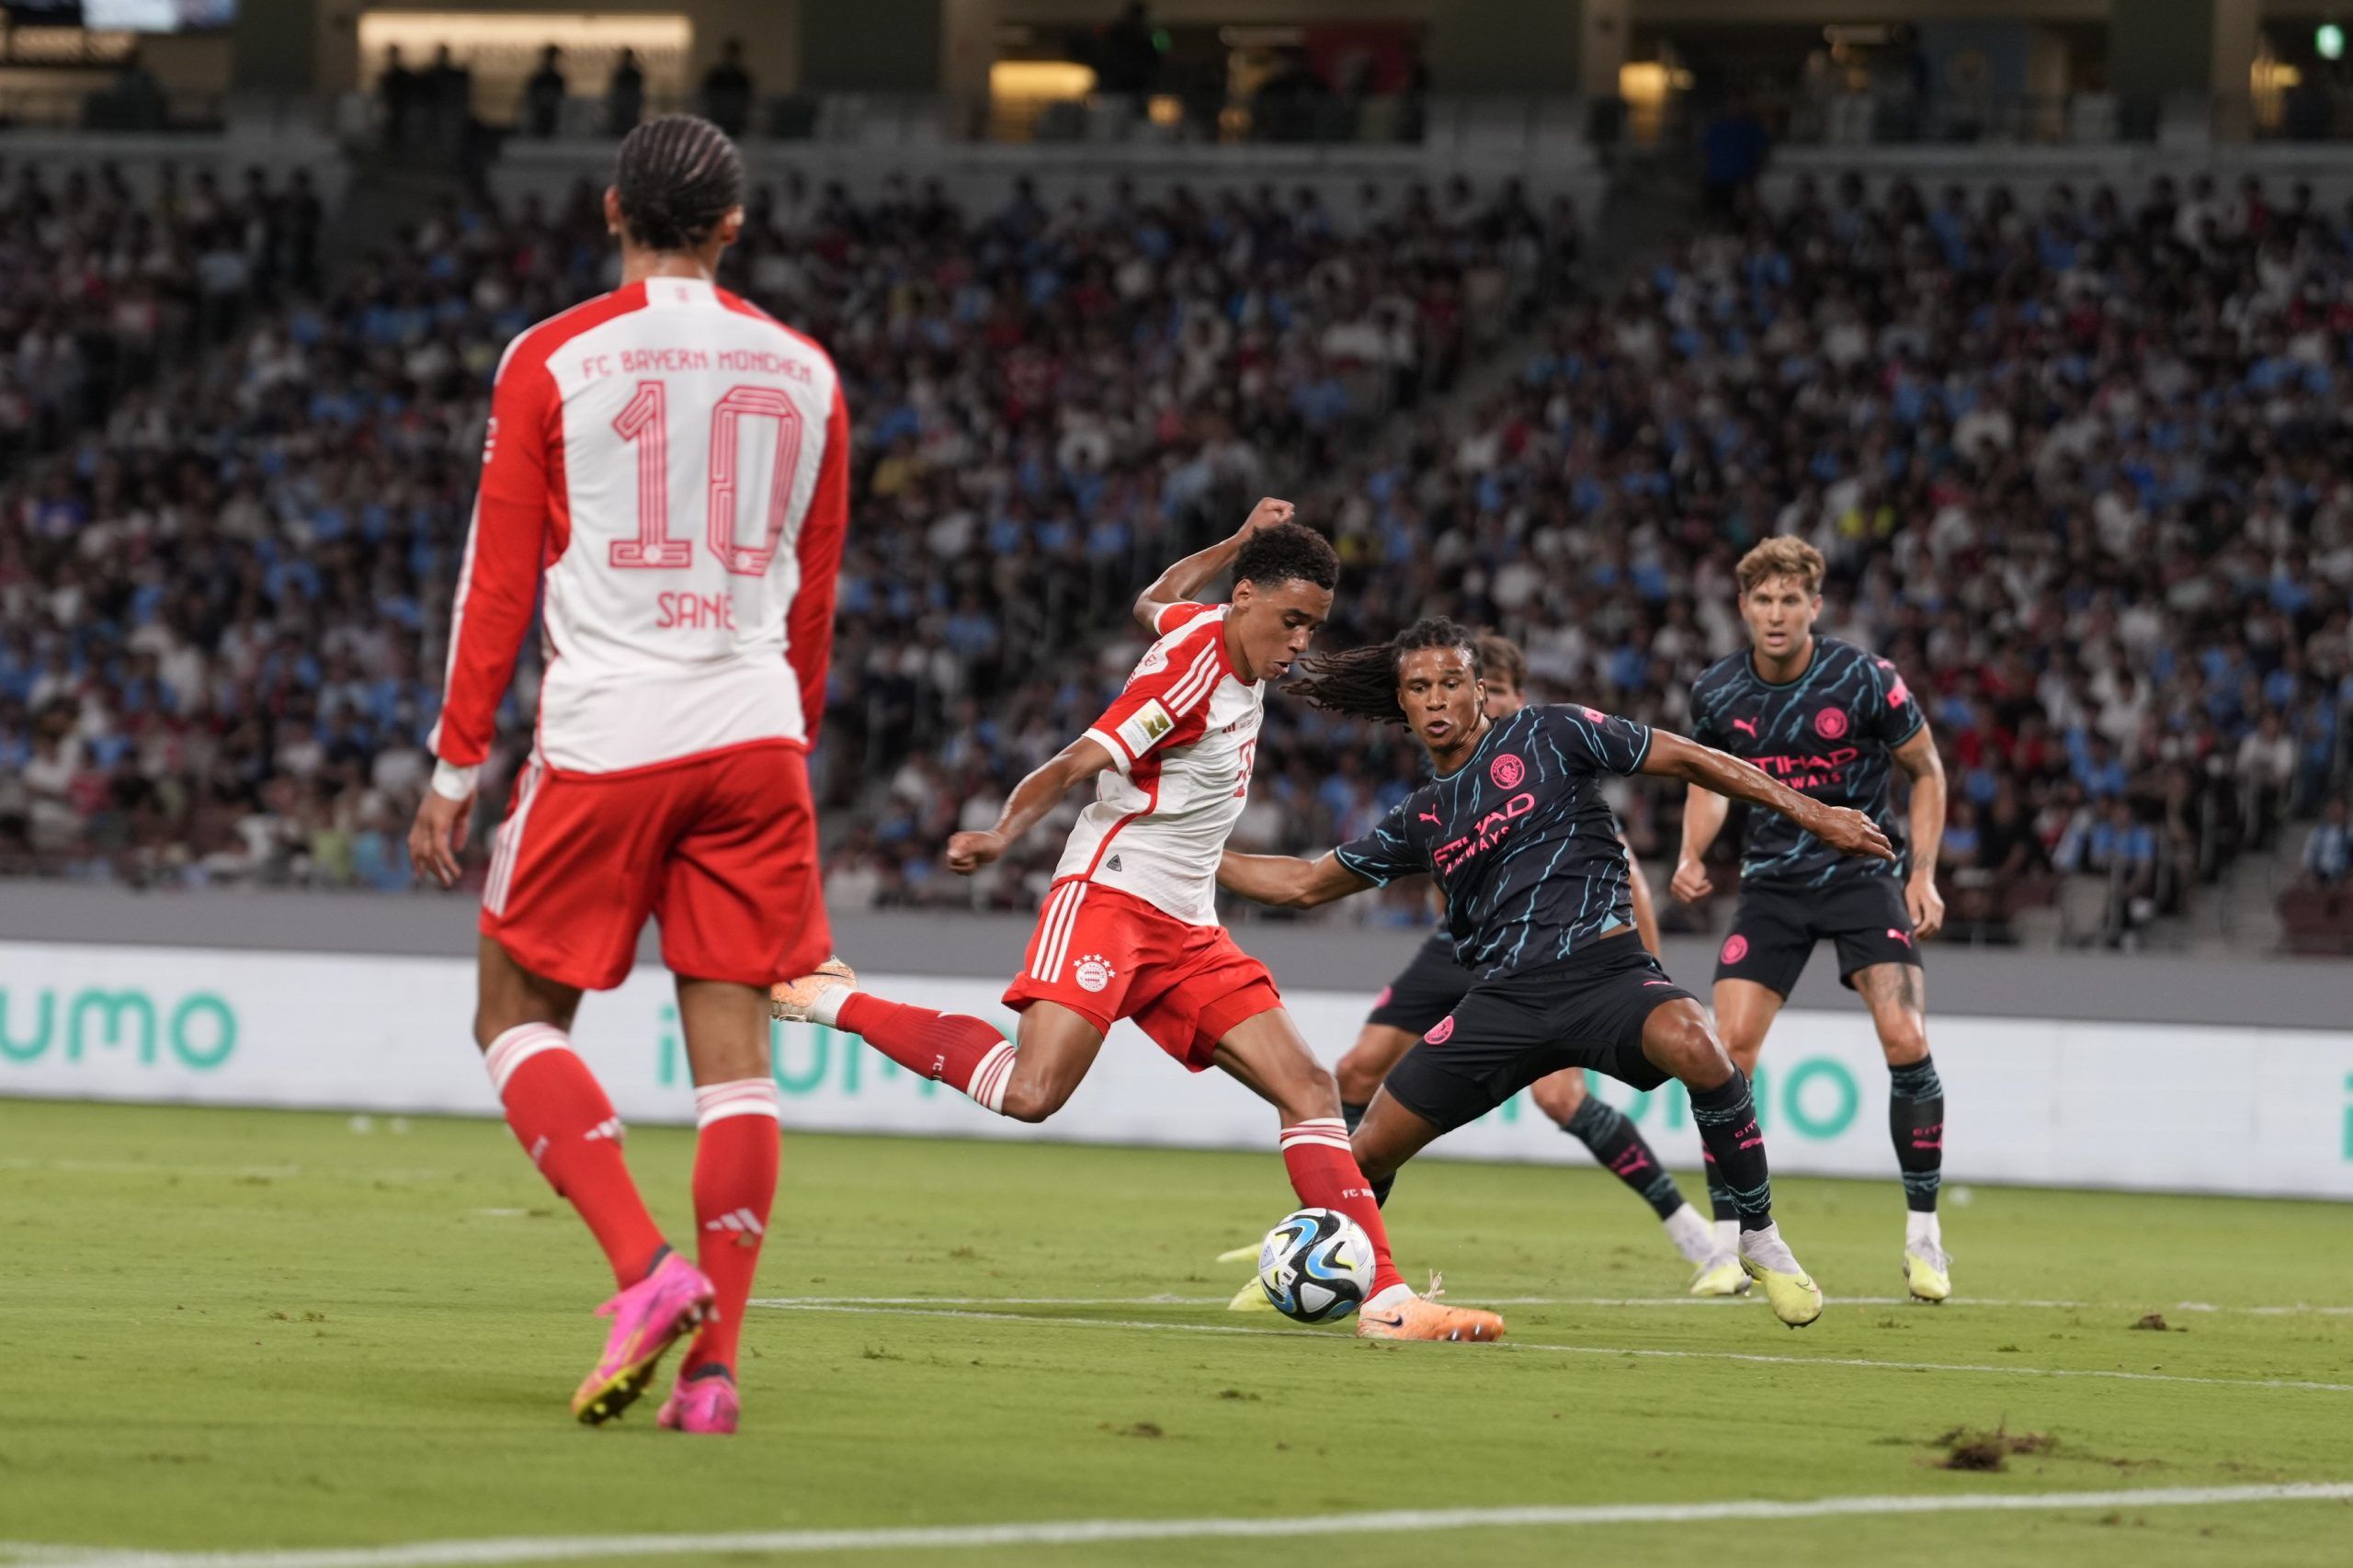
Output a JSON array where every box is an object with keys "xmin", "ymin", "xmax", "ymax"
[
  {"xmin": 1673, "ymin": 537, "xmax": 1951, "ymax": 1302},
  {"xmin": 1230, "ymin": 631, "xmax": 1721, "ymax": 1311},
  {"xmin": 1218, "ymin": 618, "xmax": 1899, "ymax": 1328},
  {"xmin": 774, "ymin": 506, "xmax": 1505, "ymax": 1343},
  {"xmin": 408, "ymin": 116, "xmax": 849, "ymax": 1435}
]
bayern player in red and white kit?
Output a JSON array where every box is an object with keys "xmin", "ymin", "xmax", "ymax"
[
  {"xmin": 772, "ymin": 505, "xmax": 1506, "ymax": 1343},
  {"xmin": 408, "ymin": 118, "xmax": 845, "ymax": 1434}
]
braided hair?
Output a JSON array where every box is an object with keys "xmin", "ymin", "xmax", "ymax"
[
  {"xmin": 614, "ymin": 114, "xmax": 744, "ymax": 252},
  {"xmin": 1288, "ymin": 616, "xmax": 1480, "ymax": 724}
]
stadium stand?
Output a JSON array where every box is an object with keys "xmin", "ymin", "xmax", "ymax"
[
  {"xmin": 839, "ymin": 170, "xmax": 2353, "ymax": 951},
  {"xmin": 2, "ymin": 150, "xmax": 2347, "ymax": 953},
  {"xmin": 0, "ymin": 168, "xmax": 1572, "ymax": 897}
]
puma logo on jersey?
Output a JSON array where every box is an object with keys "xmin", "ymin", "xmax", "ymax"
[{"xmin": 1733, "ymin": 718, "xmax": 1758, "ymax": 738}]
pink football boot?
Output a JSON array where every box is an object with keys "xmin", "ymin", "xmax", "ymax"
[
  {"xmin": 657, "ymin": 1369, "xmax": 741, "ymax": 1435},
  {"xmin": 570, "ymin": 1252, "xmax": 716, "ymax": 1424}
]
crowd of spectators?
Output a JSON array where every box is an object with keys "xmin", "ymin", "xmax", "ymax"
[
  {"xmin": 0, "ymin": 166, "xmax": 1570, "ymax": 897},
  {"xmin": 0, "ymin": 159, "xmax": 324, "ymax": 460},
  {"xmin": 10, "ymin": 154, "xmax": 2350, "ymax": 952},
  {"xmin": 851, "ymin": 169, "xmax": 2353, "ymax": 951}
]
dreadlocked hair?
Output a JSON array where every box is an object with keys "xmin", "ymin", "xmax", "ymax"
[
  {"xmin": 1289, "ymin": 616, "xmax": 1480, "ymax": 724},
  {"xmin": 614, "ymin": 114, "xmax": 744, "ymax": 252}
]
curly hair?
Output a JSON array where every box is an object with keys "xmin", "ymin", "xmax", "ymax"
[
  {"xmin": 614, "ymin": 114, "xmax": 744, "ymax": 253},
  {"xmin": 1234, "ymin": 519, "xmax": 1339, "ymax": 593},
  {"xmin": 1288, "ymin": 616, "xmax": 1479, "ymax": 723}
]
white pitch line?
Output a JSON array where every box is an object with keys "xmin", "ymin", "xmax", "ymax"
[
  {"xmin": 760, "ymin": 1292, "xmax": 2353, "ymax": 1317},
  {"xmin": 16, "ymin": 1483, "xmax": 2353, "ymax": 1568},
  {"xmin": 750, "ymin": 1301, "xmax": 2353, "ymax": 1394}
]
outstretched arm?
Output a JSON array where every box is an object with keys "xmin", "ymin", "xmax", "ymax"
[
  {"xmin": 1642, "ymin": 730, "xmax": 1894, "ymax": 865},
  {"xmin": 1218, "ymin": 849, "xmax": 1373, "ymax": 910},
  {"xmin": 1133, "ymin": 496, "xmax": 1294, "ymax": 633},
  {"xmin": 1893, "ymin": 723, "xmax": 1947, "ymax": 939},
  {"xmin": 946, "ymin": 738, "xmax": 1116, "ymax": 874}
]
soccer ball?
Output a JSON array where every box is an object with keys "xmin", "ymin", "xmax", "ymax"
[{"xmin": 1256, "ymin": 1207, "xmax": 1376, "ymax": 1323}]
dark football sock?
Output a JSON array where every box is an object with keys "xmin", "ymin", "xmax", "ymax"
[
  {"xmin": 1689, "ymin": 1072, "xmax": 1773, "ymax": 1230},
  {"xmin": 1563, "ymin": 1096, "xmax": 1687, "ymax": 1221},
  {"xmin": 1702, "ymin": 1150, "xmax": 1739, "ymax": 1225},
  {"xmin": 1338, "ymin": 1100, "xmax": 1394, "ymax": 1205},
  {"xmin": 1888, "ymin": 1055, "xmax": 1945, "ymax": 1214}
]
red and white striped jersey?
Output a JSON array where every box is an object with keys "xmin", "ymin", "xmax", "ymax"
[
  {"xmin": 1056, "ymin": 602, "xmax": 1264, "ymax": 925},
  {"xmin": 430, "ymin": 277, "xmax": 848, "ymax": 782}
]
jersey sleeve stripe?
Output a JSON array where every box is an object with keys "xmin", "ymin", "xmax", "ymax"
[
  {"xmin": 1082, "ymin": 726, "xmax": 1134, "ymax": 772},
  {"xmin": 1163, "ymin": 644, "xmax": 1222, "ymax": 714}
]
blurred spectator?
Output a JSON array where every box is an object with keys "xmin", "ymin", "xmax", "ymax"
[
  {"xmin": 376, "ymin": 46, "xmax": 415, "ymax": 147},
  {"xmin": 1094, "ymin": 4, "xmax": 1161, "ymax": 110},
  {"xmin": 412, "ymin": 46, "xmax": 472, "ymax": 164},
  {"xmin": 523, "ymin": 46, "xmax": 567, "ymax": 139},
  {"xmin": 2234, "ymin": 711, "xmax": 2296, "ymax": 850},
  {"xmin": 699, "ymin": 39, "xmax": 754, "ymax": 140},
  {"xmin": 97, "ymin": 45, "xmax": 169, "ymax": 132},
  {"xmin": 2302, "ymin": 797, "xmax": 2350, "ymax": 887},
  {"xmin": 607, "ymin": 49, "xmax": 645, "ymax": 137}
]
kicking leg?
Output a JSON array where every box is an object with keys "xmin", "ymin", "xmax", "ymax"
[
  {"xmin": 1640, "ymin": 999, "xmax": 1822, "ymax": 1327},
  {"xmin": 1854, "ymin": 962, "xmax": 1949, "ymax": 1301},
  {"xmin": 779, "ymin": 963, "xmax": 1101, "ymax": 1124},
  {"xmin": 1215, "ymin": 1012, "xmax": 1500, "ymax": 1342},
  {"xmin": 1527, "ymin": 1068, "xmax": 1713, "ymax": 1269},
  {"xmin": 663, "ymin": 976, "xmax": 780, "ymax": 1434}
]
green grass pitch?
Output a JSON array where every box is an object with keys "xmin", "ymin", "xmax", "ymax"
[{"xmin": 3, "ymin": 1097, "xmax": 2349, "ymax": 1566}]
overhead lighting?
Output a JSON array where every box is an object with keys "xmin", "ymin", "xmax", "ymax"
[{"xmin": 2321, "ymin": 23, "xmax": 2346, "ymax": 62}]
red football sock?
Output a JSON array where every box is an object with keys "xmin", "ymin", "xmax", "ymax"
[
  {"xmin": 681, "ymin": 1078, "xmax": 781, "ymax": 1381},
  {"xmin": 835, "ymin": 993, "xmax": 1017, "ymax": 1113},
  {"xmin": 483, "ymin": 1024, "xmax": 665, "ymax": 1289},
  {"xmin": 1279, "ymin": 1119, "xmax": 1407, "ymax": 1298}
]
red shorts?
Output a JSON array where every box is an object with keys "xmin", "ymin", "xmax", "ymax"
[
  {"xmin": 480, "ymin": 742, "xmax": 829, "ymax": 993},
  {"xmin": 1000, "ymin": 881, "xmax": 1282, "ymax": 1070}
]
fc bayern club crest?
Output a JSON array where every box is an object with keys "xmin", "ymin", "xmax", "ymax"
[
  {"xmin": 1814, "ymin": 707, "xmax": 1849, "ymax": 740},
  {"xmin": 1489, "ymin": 753, "xmax": 1526, "ymax": 789},
  {"xmin": 1074, "ymin": 954, "xmax": 1116, "ymax": 993}
]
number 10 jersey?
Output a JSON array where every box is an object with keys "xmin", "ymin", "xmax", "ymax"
[{"xmin": 432, "ymin": 276, "xmax": 850, "ymax": 778}]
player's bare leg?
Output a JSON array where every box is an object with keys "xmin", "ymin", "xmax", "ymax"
[
  {"xmin": 654, "ymin": 977, "xmax": 781, "ymax": 1435},
  {"xmin": 777, "ymin": 963, "xmax": 1107, "ymax": 1123},
  {"xmin": 1693, "ymin": 976, "xmax": 1784, "ymax": 1290},
  {"xmin": 1640, "ymin": 999, "xmax": 1820, "ymax": 1326},
  {"xmin": 1526, "ymin": 1068, "xmax": 1716, "ymax": 1278},
  {"xmin": 472, "ymin": 937, "xmax": 711, "ymax": 1423},
  {"xmin": 1216, "ymin": 1011, "xmax": 1501, "ymax": 1343},
  {"xmin": 1852, "ymin": 962, "xmax": 1949, "ymax": 1301},
  {"xmin": 1335, "ymin": 1023, "xmax": 1417, "ymax": 1123}
]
